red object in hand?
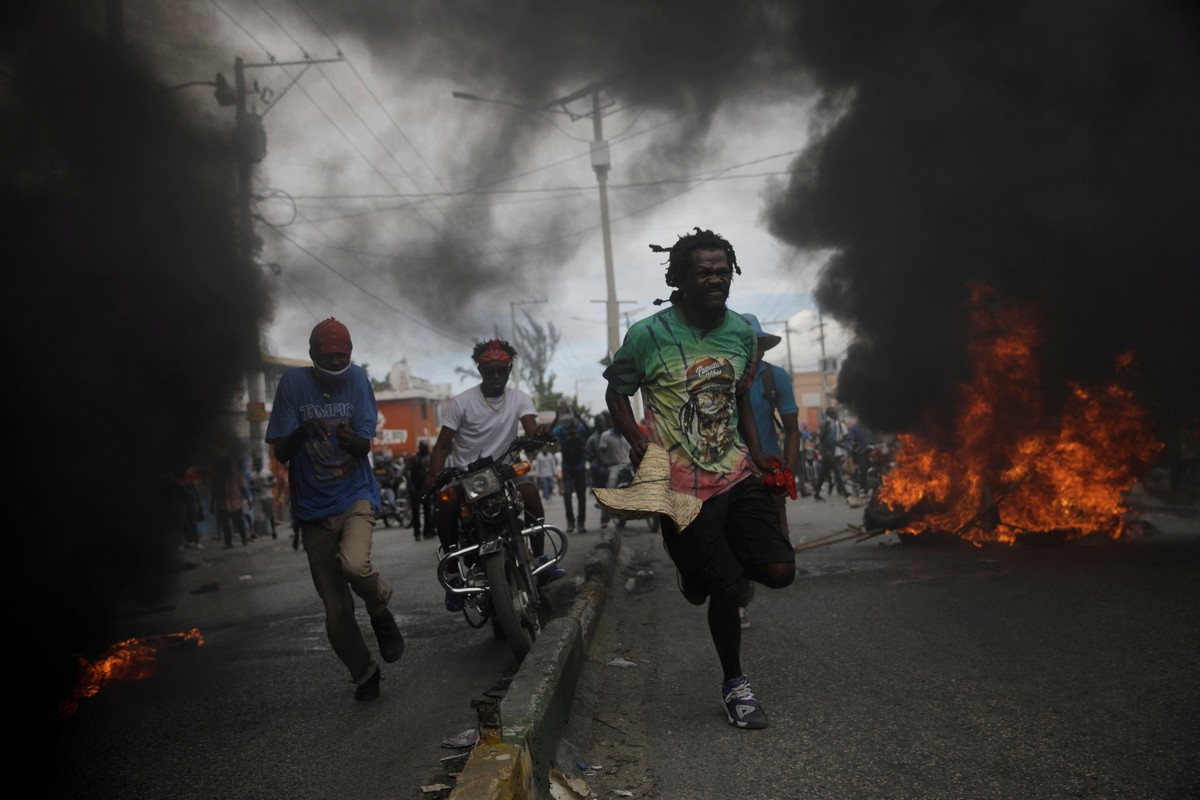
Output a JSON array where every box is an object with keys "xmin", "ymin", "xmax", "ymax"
[{"xmin": 762, "ymin": 458, "xmax": 797, "ymax": 500}]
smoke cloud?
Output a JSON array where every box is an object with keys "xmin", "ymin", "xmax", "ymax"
[
  {"xmin": 286, "ymin": 0, "xmax": 812, "ymax": 327},
  {"xmin": 2, "ymin": 2, "xmax": 267, "ymax": 727},
  {"xmin": 766, "ymin": 0, "xmax": 1200, "ymax": 434}
]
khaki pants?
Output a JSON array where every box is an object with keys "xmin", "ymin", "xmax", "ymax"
[{"xmin": 300, "ymin": 499, "xmax": 393, "ymax": 686}]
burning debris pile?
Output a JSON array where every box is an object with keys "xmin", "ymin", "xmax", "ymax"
[
  {"xmin": 54, "ymin": 629, "xmax": 205, "ymax": 719},
  {"xmin": 871, "ymin": 285, "xmax": 1161, "ymax": 544}
]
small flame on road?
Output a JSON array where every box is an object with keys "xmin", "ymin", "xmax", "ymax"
[
  {"xmin": 877, "ymin": 284, "xmax": 1161, "ymax": 543},
  {"xmin": 54, "ymin": 628, "xmax": 204, "ymax": 718}
]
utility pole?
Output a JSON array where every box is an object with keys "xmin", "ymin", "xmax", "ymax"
[
  {"xmin": 510, "ymin": 298, "xmax": 547, "ymax": 391},
  {"xmin": 231, "ymin": 55, "xmax": 341, "ymax": 466},
  {"xmin": 815, "ymin": 310, "xmax": 831, "ymax": 409},
  {"xmin": 452, "ymin": 79, "xmax": 621, "ymax": 360},
  {"xmin": 589, "ymin": 89, "xmax": 620, "ymax": 360}
]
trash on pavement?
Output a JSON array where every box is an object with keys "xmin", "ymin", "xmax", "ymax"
[
  {"xmin": 420, "ymin": 784, "xmax": 452, "ymax": 794},
  {"xmin": 623, "ymin": 569, "xmax": 655, "ymax": 594},
  {"xmin": 548, "ymin": 768, "xmax": 592, "ymax": 799},
  {"xmin": 441, "ymin": 728, "xmax": 478, "ymax": 748},
  {"xmin": 606, "ymin": 657, "xmax": 637, "ymax": 669},
  {"xmin": 237, "ymin": 574, "xmax": 253, "ymax": 581}
]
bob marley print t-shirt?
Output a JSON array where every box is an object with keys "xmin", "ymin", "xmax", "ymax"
[{"xmin": 603, "ymin": 307, "xmax": 756, "ymax": 500}]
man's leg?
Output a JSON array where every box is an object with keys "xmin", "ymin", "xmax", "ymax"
[
  {"xmin": 337, "ymin": 499, "xmax": 404, "ymax": 664},
  {"xmin": 573, "ymin": 468, "xmax": 588, "ymax": 531},
  {"xmin": 436, "ymin": 493, "xmax": 458, "ymax": 551},
  {"xmin": 561, "ymin": 472, "xmax": 576, "ymax": 530},
  {"xmin": 301, "ymin": 516, "xmax": 378, "ymax": 687},
  {"xmin": 219, "ymin": 511, "xmax": 233, "ymax": 547},
  {"xmin": 832, "ymin": 460, "xmax": 849, "ymax": 497},
  {"xmin": 337, "ymin": 500, "xmax": 392, "ymax": 615},
  {"xmin": 516, "ymin": 481, "xmax": 546, "ymax": 556},
  {"xmin": 421, "ymin": 495, "xmax": 435, "ymax": 540},
  {"xmin": 409, "ymin": 490, "xmax": 422, "ymax": 533},
  {"xmin": 709, "ymin": 579, "xmax": 744, "ymax": 679},
  {"xmin": 232, "ymin": 511, "xmax": 248, "ymax": 545}
]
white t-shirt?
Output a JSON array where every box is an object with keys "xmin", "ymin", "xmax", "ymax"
[
  {"xmin": 534, "ymin": 451, "xmax": 557, "ymax": 478},
  {"xmin": 442, "ymin": 385, "xmax": 537, "ymax": 468}
]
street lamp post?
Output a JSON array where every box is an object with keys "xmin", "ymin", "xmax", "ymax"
[
  {"xmin": 453, "ymin": 80, "xmax": 625, "ymax": 359},
  {"xmin": 588, "ymin": 90, "xmax": 620, "ymax": 359}
]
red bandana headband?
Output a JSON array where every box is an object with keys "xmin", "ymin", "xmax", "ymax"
[{"xmin": 476, "ymin": 340, "xmax": 513, "ymax": 365}]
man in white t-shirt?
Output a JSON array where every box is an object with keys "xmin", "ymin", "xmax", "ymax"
[{"xmin": 427, "ymin": 339, "xmax": 561, "ymax": 609}]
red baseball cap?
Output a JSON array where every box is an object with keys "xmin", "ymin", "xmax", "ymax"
[{"xmin": 309, "ymin": 317, "xmax": 353, "ymax": 356}]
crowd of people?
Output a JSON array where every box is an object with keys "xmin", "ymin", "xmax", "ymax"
[{"xmin": 167, "ymin": 225, "xmax": 901, "ymax": 723}]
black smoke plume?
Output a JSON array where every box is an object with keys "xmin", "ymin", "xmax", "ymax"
[
  {"xmin": 292, "ymin": 0, "xmax": 810, "ymax": 327},
  {"xmin": 2, "ymin": 2, "xmax": 267, "ymax": 729},
  {"xmin": 767, "ymin": 0, "xmax": 1200, "ymax": 436}
]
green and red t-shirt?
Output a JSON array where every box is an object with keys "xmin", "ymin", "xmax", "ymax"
[{"xmin": 603, "ymin": 307, "xmax": 756, "ymax": 500}]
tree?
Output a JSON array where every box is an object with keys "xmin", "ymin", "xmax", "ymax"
[
  {"xmin": 360, "ymin": 363, "xmax": 391, "ymax": 392},
  {"xmin": 514, "ymin": 309, "xmax": 561, "ymax": 407}
]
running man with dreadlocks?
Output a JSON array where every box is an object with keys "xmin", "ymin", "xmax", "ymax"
[
  {"xmin": 603, "ymin": 228, "xmax": 796, "ymax": 729},
  {"xmin": 428, "ymin": 339, "xmax": 564, "ymax": 610}
]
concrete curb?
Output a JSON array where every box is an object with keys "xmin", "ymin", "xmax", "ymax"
[{"xmin": 449, "ymin": 529, "xmax": 623, "ymax": 800}]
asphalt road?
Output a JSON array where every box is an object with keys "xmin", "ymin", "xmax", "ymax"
[
  {"xmin": 568, "ymin": 493, "xmax": 1200, "ymax": 800},
  {"xmin": 45, "ymin": 497, "xmax": 595, "ymax": 800}
]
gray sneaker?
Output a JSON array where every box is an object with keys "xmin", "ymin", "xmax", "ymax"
[{"xmin": 721, "ymin": 674, "xmax": 768, "ymax": 729}]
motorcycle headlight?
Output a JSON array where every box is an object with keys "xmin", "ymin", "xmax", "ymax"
[{"xmin": 462, "ymin": 468, "xmax": 501, "ymax": 501}]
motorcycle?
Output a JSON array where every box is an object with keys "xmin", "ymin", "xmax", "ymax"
[
  {"xmin": 430, "ymin": 434, "xmax": 568, "ymax": 663},
  {"xmin": 376, "ymin": 487, "xmax": 413, "ymax": 529},
  {"xmin": 863, "ymin": 441, "xmax": 896, "ymax": 497}
]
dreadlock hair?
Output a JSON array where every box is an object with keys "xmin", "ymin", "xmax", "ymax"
[
  {"xmin": 471, "ymin": 338, "xmax": 519, "ymax": 363},
  {"xmin": 648, "ymin": 227, "xmax": 741, "ymax": 306}
]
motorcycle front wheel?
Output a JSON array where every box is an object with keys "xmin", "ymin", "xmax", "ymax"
[{"xmin": 484, "ymin": 552, "xmax": 537, "ymax": 662}]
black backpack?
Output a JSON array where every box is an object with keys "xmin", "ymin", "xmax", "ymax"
[{"xmin": 562, "ymin": 426, "xmax": 585, "ymax": 465}]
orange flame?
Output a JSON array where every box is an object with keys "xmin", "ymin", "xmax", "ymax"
[
  {"xmin": 54, "ymin": 628, "xmax": 204, "ymax": 718},
  {"xmin": 877, "ymin": 285, "xmax": 1161, "ymax": 543}
]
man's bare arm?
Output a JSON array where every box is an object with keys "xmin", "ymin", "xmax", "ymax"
[
  {"xmin": 427, "ymin": 426, "xmax": 457, "ymax": 491},
  {"xmin": 781, "ymin": 410, "xmax": 801, "ymax": 476}
]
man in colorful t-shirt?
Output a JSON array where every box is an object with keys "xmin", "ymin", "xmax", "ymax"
[
  {"xmin": 265, "ymin": 318, "xmax": 405, "ymax": 702},
  {"xmin": 603, "ymin": 227, "xmax": 796, "ymax": 730}
]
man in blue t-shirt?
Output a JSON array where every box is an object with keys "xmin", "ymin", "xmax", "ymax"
[
  {"xmin": 737, "ymin": 313, "xmax": 802, "ymax": 631},
  {"xmin": 266, "ymin": 317, "xmax": 404, "ymax": 702},
  {"xmin": 742, "ymin": 314, "xmax": 801, "ymax": 530}
]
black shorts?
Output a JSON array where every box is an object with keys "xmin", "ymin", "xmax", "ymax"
[{"xmin": 659, "ymin": 477, "xmax": 794, "ymax": 605}]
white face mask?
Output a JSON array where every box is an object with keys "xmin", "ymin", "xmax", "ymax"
[{"xmin": 314, "ymin": 362, "xmax": 352, "ymax": 389}]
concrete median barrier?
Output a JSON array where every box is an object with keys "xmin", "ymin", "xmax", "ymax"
[{"xmin": 449, "ymin": 529, "xmax": 622, "ymax": 800}]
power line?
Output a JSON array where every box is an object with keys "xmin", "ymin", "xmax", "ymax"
[
  {"xmin": 208, "ymin": 0, "xmax": 275, "ymax": 61},
  {"xmin": 270, "ymin": 225, "xmax": 471, "ymax": 346},
  {"xmin": 250, "ymin": 0, "xmax": 309, "ymax": 57}
]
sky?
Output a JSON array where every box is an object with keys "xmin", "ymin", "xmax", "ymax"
[{"xmin": 128, "ymin": 0, "xmax": 851, "ymax": 416}]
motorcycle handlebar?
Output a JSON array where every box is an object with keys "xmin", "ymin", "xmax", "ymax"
[{"xmin": 422, "ymin": 434, "xmax": 552, "ymax": 500}]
